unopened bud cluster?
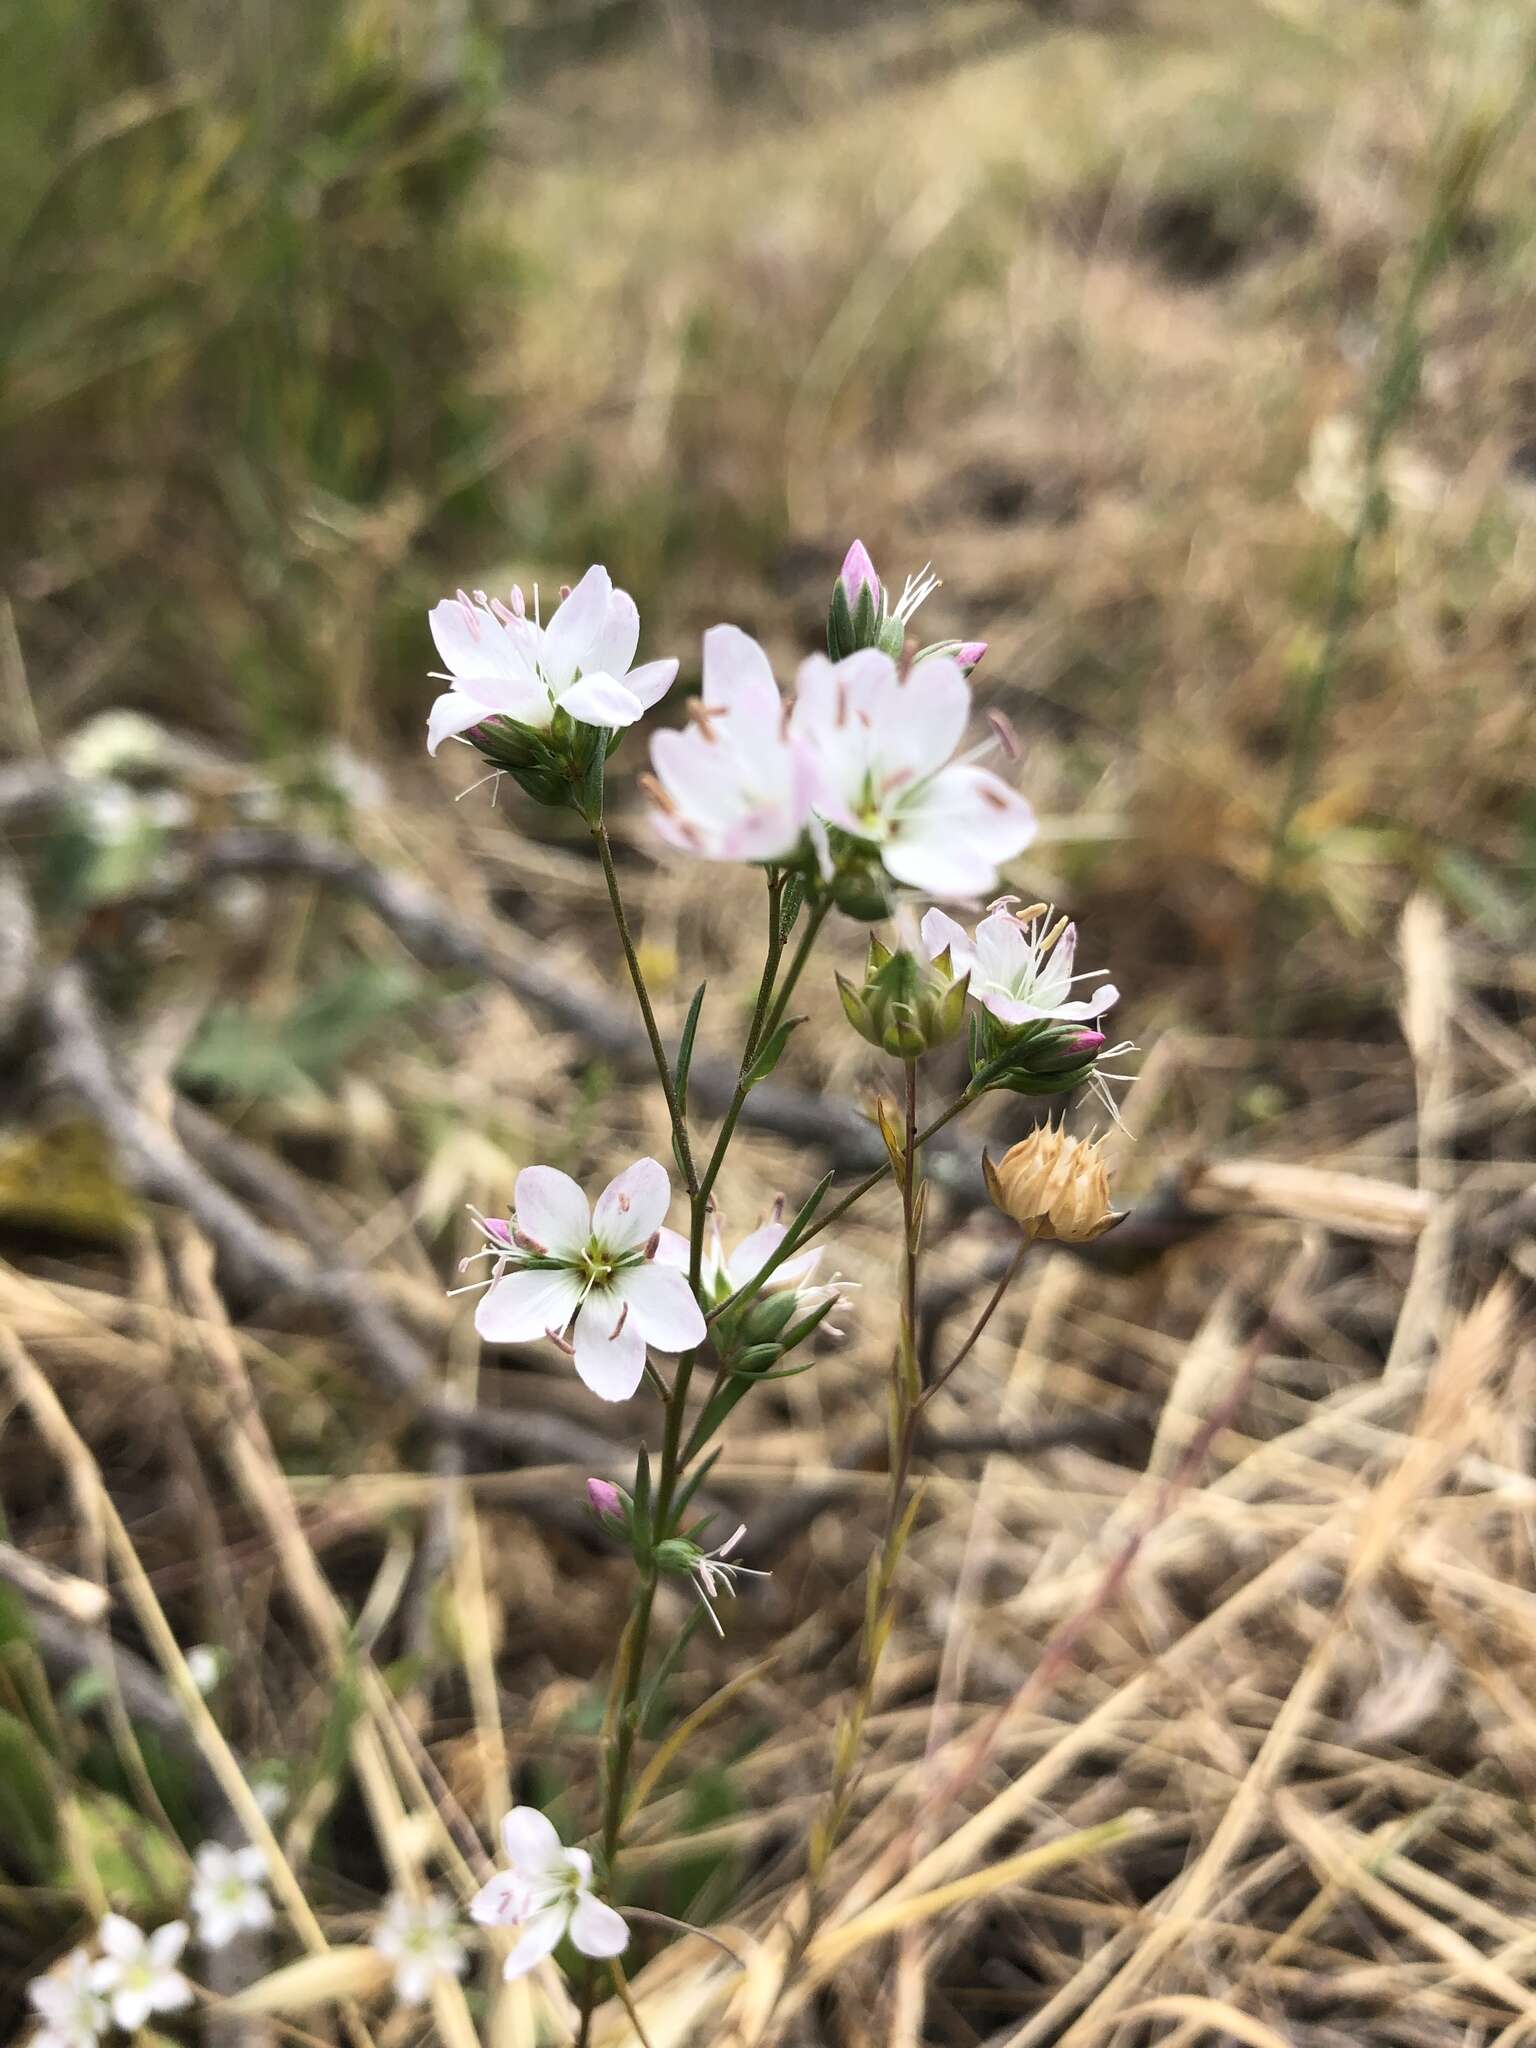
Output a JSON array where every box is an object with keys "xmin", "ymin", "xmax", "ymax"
[{"xmin": 837, "ymin": 934, "xmax": 969, "ymax": 1059}]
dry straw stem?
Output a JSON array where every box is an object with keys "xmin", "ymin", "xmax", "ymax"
[{"xmin": 0, "ymin": 1539, "xmax": 110, "ymax": 1626}]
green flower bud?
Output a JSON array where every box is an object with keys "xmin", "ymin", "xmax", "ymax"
[
  {"xmin": 654, "ymin": 1537, "xmax": 702, "ymax": 1577},
  {"xmin": 972, "ymin": 1013, "xmax": 1108, "ymax": 1098},
  {"xmin": 837, "ymin": 936, "xmax": 970, "ymax": 1060}
]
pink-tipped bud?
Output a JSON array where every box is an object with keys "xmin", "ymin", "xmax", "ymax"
[
  {"xmin": 957, "ymin": 641, "xmax": 988, "ymax": 673},
  {"xmin": 1069, "ymin": 1029, "xmax": 1107, "ymax": 1057},
  {"xmin": 839, "ymin": 539, "xmax": 881, "ymax": 605},
  {"xmin": 586, "ymin": 1477, "xmax": 624, "ymax": 1521}
]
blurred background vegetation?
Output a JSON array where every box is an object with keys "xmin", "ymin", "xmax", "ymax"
[{"xmin": 5, "ymin": 0, "xmax": 1536, "ymax": 2038}]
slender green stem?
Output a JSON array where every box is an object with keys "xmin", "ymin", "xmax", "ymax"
[
  {"xmin": 757, "ymin": 893, "xmax": 831, "ymax": 1051},
  {"xmin": 711, "ymin": 1086, "xmax": 976, "ymax": 1329},
  {"xmin": 591, "ymin": 814, "xmax": 698, "ymax": 1196},
  {"xmin": 577, "ymin": 873, "xmax": 822, "ymax": 2045},
  {"xmin": 690, "ymin": 872, "xmax": 789, "ymax": 1283}
]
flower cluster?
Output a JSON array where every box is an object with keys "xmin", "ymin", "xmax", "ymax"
[{"xmin": 429, "ymin": 544, "xmax": 1034, "ymax": 907}]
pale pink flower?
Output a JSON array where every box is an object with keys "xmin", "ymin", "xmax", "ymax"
[
  {"xmin": 920, "ymin": 901, "xmax": 1118, "ymax": 1027},
  {"xmin": 469, "ymin": 1808, "xmax": 628, "ymax": 1980},
  {"xmin": 89, "ymin": 1918, "xmax": 191, "ymax": 2033},
  {"xmin": 426, "ymin": 565, "xmax": 678, "ymax": 754},
  {"xmin": 646, "ymin": 626, "xmax": 817, "ymax": 864},
  {"xmin": 656, "ymin": 1210, "xmax": 851, "ymax": 1327},
  {"xmin": 790, "ymin": 649, "xmax": 1034, "ymax": 897},
  {"xmin": 468, "ymin": 1158, "xmax": 705, "ymax": 1401}
]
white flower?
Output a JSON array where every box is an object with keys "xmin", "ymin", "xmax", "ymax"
[
  {"xmin": 920, "ymin": 901, "xmax": 1118, "ymax": 1029},
  {"xmin": 426, "ymin": 566, "xmax": 678, "ymax": 754},
  {"xmin": 685, "ymin": 1524, "xmax": 770, "ymax": 1636},
  {"xmin": 790, "ymin": 649, "xmax": 1035, "ymax": 897},
  {"xmin": 27, "ymin": 1949, "xmax": 107, "ymax": 2048},
  {"xmin": 88, "ymin": 1917, "xmax": 192, "ymax": 2032},
  {"xmin": 469, "ymin": 1158, "xmax": 706, "ymax": 1401},
  {"xmin": 468, "ymin": 1808, "xmax": 628, "ymax": 1980},
  {"xmin": 190, "ymin": 1842, "xmax": 273, "ymax": 1950},
  {"xmin": 647, "ymin": 614, "xmax": 823, "ymax": 856},
  {"xmin": 656, "ymin": 1208, "xmax": 852, "ymax": 1330},
  {"xmin": 645, "ymin": 626, "xmax": 817, "ymax": 864},
  {"xmin": 372, "ymin": 1891, "xmax": 468, "ymax": 2005}
]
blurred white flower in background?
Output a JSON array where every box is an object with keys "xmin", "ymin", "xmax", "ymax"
[
  {"xmin": 26, "ymin": 1948, "xmax": 107, "ymax": 2048},
  {"xmin": 89, "ymin": 1917, "xmax": 192, "ymax": 2031},
  {"xmin": 190, "ymin": 1842, "xmax": 273, "ymax": 1951},
  {"xmin": 372, "ymin": 1891, "xmax": 467, "ymax": 2005}
]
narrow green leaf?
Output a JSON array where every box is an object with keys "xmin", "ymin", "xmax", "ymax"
[
  {"xmin": 744, "ymin": 1015, "xmax": 804, "ymax": 1089},
  {"xmin": 673, "ymin": 981, "xmax": 707, "ymax": 1118}
]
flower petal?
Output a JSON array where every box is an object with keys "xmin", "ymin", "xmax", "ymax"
[
  {"xmin": 513, "ymin": 1165, "xmax": 592, "ymax": 1258},
  {"xmin": 572, "ymin": 1299, "xmax": 649, "ymax": 1401},
  {"xmin": 592, "ymin": 589, "xmax": 640, "ymax": 680},
  {"xmin": 111, "ymin": 1989, "xmax": 154, "ymax": 2032},
  {"xmin": 501, "ymin": 1906, "xmax": 569, "ymax": 1980},
  {"xmin": 569, "ymin": 1893, "xmax": 629, "ymax": 1960},
  {"xmin": 474, "ymin": 1267, "xmax": 585, "ymax": 1346},
  {"xmin": 653, "ymin": 1226, "xmax": 690, "ymax": 1269},
  {"xmin": 469, "ymin": 1872, "xmax": 533, "ymax": 1928},
  {"xmin": 426, "ymin": 690, "xmax": 491, "ymax": 756},
  {"xmin": 919, "ymin": 908, "xmax": 973, "ymax": 973},
  {"xmin": 502, "ymin": 1806, "xmax": 564, "ymax": 1874},
  {"xmin": 724, "ymin": 1221, "xmax": 785, "ymax": 1291},
  {"xmin": 702, "ymin": 625, "xmax": 782, "ymax": 745},
  {"xmin": 541, "ymin": 565, "xmax": 612, "ymax": 690},
  {"xmin": 428, "ymin": 596, "xmax": 489, "ymax": 680},
  {"xmin": 98, "ymin": 1915, "xmax": 142, "ymax": 1961},
  {"xmin": 883, "ymin": 658, "xmax": 970, "ymax": 781},
  {"xmin": 609, "ymin": 1262, "xmax": 705, "ymax": 1353},
  {"xmin": 150, "ymin": 1922, "xmax": 189, "ymax": 1967},
  {"xmin": 592, "ymin": 1156, "xmax": 672, "ymax": 1256},
  {"xmin": 623, "ymin": 658, "xmax": 679, "ymax": 710},
  {"xmin": 153, "ymin": 1972, "xmax": 192, "ymax": 2013},
  {"xmin": 557, "ymin": 673, "xmax": 646, "ymax": 728}
]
